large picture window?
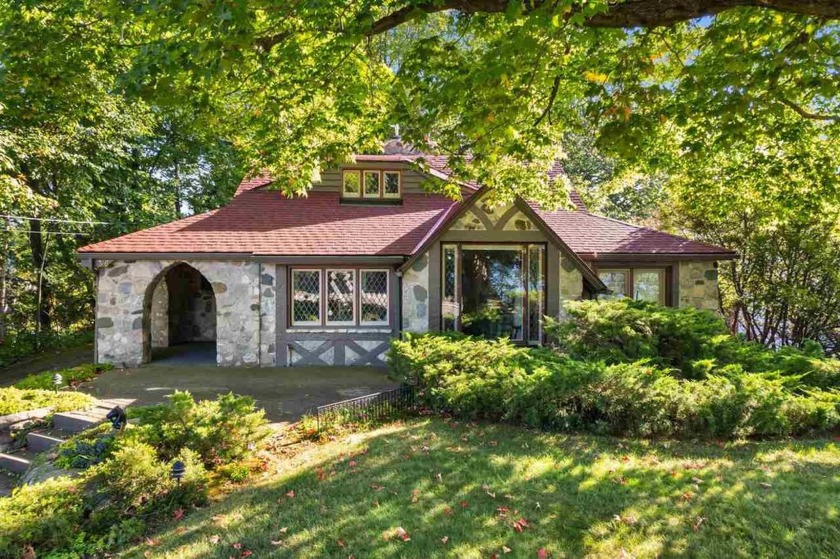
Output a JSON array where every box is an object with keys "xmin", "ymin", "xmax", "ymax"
[
  {"xmin": 290, "ymin": 268, "xmax": 389, "ymax": 327},
  {"xmin": 441, "ymin": 244, "xmax": 545, "ymax": 344}
]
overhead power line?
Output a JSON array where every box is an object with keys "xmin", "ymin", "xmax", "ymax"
[
  {"xmin": 0, "ymin": 214, "xmax": 110, "ymax": 225},
  {"xmin": 0, "ymin": 228, "xmax": 90, "ymax": 236}
]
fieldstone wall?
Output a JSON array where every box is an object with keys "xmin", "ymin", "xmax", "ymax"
[
  {"xmin": 259, "ymin": 263, "xmax": 277, "ymax": 367},
  {"xmin": 558, "ymin": 255, "xmax": 583, "ymax": 317},
  {"xmin": 167, "ymin": 266, "xmax": 216, "ymax": 343},
  {"xmin": 679, "ymin": 261, "xmax": 720, "ymax": 311},
  {"xmin": 95, "ymin": 259, "xmax": 262, "ymax": 367},
  {"xmin": 150, "ymin": 280, "xmax": 168, "ymax": 348},
  {"xmin": 402, "ymin": 253, "xmax": 429, "ymax": 333}
]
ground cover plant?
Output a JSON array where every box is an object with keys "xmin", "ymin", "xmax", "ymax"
[
  {"xmin": 0, "ymin": 391, "xmax": 270, "ymax": 557},
  {"xmin": 0, "ymin": 387, "xmax": 93, "ymax": 417},
  {"xmin": 13, "ymin": 362, "xmax": 114, "ymax": 391},
  {"xmin": 390, "ymin": 302, "xmax": 840, "ymax": 439},
  {"xmin": 115, "ymin": 418, "xmax": 840, "ymax": 559}
]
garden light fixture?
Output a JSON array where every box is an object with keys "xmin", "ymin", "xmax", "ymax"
[
  {"xmin": 171, "ymin": 460, "xmax": 186, "ymax": 484},
  {"xmin": 106, "ymin": 406, "xmax": 127, "ymax": 430},
  {"xmin": 52, "ymin": 373, "xmax": 62, "ymax": 392}
]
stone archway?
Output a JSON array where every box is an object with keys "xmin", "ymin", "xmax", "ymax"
[{"xmin": 142, "ymin": 263, "xmax": 217, "ymax": 364}]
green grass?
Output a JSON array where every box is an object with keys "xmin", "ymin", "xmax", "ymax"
[{"xmin": 124, "ymin": 419, "xmax": 840, "ymax": 558}]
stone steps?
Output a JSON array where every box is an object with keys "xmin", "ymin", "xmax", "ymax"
[{"xmin": 0, "ymin": 398, "xmax": 132, "ymax": 476}]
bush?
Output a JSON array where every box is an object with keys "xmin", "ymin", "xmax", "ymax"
[
  {"xmin": 0, "ymin": 329, "xmax": 93, "ymax": 369},
  {"xmin": 14, "ymin": 362, "xmax": 114, "ymax": 390},
  {"xmin": 0, "ymin": 387, "xmax": 93, "ymax": 416},
  {"xmin": 391, "ymin": 333, "xmax": 840, "ymax": 439},
  {"xmin": 129, "ymin": 391, "xmax": 270, "ymax": 467},
  {"xmin": 546, "ymin": 299, "xmax": 840, "ymax": 387},
  {"xmin": 54, "ymin": 423, "xmax": 118, "ymax": 469}
]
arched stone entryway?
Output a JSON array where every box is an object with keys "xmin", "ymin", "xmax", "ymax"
[{"xmin": 144, "ymin": 263, "xmax": 217, "ymax": 364}]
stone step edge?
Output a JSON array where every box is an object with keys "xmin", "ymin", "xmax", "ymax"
[
  {"xmin": 26, "ymin": 432, "xmax": 65, "ymax": 452},
  {"xmin": 0, "ymin": 452, "xmax": 31, "ymax": 474}
]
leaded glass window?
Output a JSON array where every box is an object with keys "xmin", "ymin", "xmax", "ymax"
[
  {"xmin": 326, "ymin": 270, "xmax": 355, "ymax": 324},
  {"xmin": 363, "ymin": 171, "xmax": 381, "ymax": 197},
  {"xmin": 442, "ymin": 245, "xmax": 459, "ymax": 331},
  {"xmin": 292, "ymin": 270, "xmax": 321, "ymax": 325},
  {"xmin": 384, "ymin": 171, "xmax": 400, "ymax": 197},
  {"xmin": 360, "ymin": 270, "xmax": 389, "ymax": 324},
  {"xmin": 634, "ymin": 269, "xmax": 664, "ymax": 304}
]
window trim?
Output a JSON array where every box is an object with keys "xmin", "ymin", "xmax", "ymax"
[
  {"xmin": 359, "ymin": 269, "xmax": 390, "ymax": 326},
  {"xmin": 598, "ymin": 266, "xmax": 667, "ymax": 305},
  {"xmin": 325, "ymin": 269, "xmax": 356, "ymax": 326},
  {"xmin": 362, "ymin": 170, "xmax": 382, "ymax": 199},
  {"xmin": 290, "ymin": 269, "xmax": 323, "ymax": 326},
  {"xmin": 383, "ymin": 171, "xmax": 401, "ymax": 198},
  {"xmin": 633, "ymin": 268, "xmax": 666, "ymax": 305},
  {"xmin": 342, "ymin": 170, "xmax": 361, "ymax": 198}
]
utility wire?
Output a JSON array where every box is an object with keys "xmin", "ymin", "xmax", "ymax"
[
  {"xmin": 0, "ymin": 228, "xmax": 91, "ymax": 236},
  {"xmin": 0, "ymin": 214, "xmax": 110, "ymax": 225}
]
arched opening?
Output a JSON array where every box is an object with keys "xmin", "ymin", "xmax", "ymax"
[{"xmin": 143, "ymin": 263, "xmax": 217, "ymax": 365}]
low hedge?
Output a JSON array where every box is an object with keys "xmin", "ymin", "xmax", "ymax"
[
  {"xmin": 390, "ymin": 333, "xmax": 840, "ymax": 439},
  {"xmin": 546, "ymin": 299, "xmax": 840, "ymax": 388},
  {"xmin": 14, "ymin": 363, "xmax": 114, "ymax": 391}
]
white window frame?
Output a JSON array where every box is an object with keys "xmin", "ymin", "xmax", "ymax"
[
  {"xmin": 359, "ymin": 269, "xmax": 390, "ymax": 326},
  {"xmin": 325, "ymin": 269, "xmax": 356, "ymax": 326},
  {"xmin": 362, "ymin": 170, "xmax": 382, "ymax": 198},
  {"xmin": 383, "ymin": 171, "xmax": 401, "ymax": 198},
  {"xmin": 342, "ymin": 170, "xmax": 361, "ymax": 198},
  {"xmin": 291, "ymin": 269, "xmax": 323, "ymax": 326}
]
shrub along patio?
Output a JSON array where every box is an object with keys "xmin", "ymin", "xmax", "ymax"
[{"xmin": 119, "ymin": 418, "xmax": 840, "ymax": 559}]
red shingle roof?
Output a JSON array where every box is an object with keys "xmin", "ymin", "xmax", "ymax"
[
  {"xmin": 81, "ymin": 160, "xmax": 734, "ymax": 260},
  {"xmin": 79, "ymin": 190, "xmax": 456, "ymax": 256}
]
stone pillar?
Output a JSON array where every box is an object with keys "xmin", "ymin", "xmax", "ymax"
[
  {"xmin": 150, "ymin": 280, "xmax": 169, "ymax": 348},
  {"xmin": 402, "ymin": 253, "xmax": 430, "ymax": 333},
  {"xmin": 211, "ymin": 261, "xmax": 261, "ymax": 366},
  {"xmin": 678, "ymin": 261, "xmax": 720, "ymax": 311},
  {"xmin": 259, "ymin": 263, "xmax": 277, "ymax": 367}
]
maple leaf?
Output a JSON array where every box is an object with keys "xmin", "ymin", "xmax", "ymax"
[
  {"xmin": 208, "ymin": 535, "xmax": 221, "ymax": 545},
  {"xmin": 317, "ymin": 468, "xmax": 326, "ymax": 481},
  {"xmin": 233, "ymin": 543, "xmax": 242, "ymax": 550},
  {"xmin": 497, "ymin": 506, "xmax": 510, "ymax": 517},
  {"xmin": 286, "ymin": 490, "xmax": 296, "ymax": 498},
  {"xmin": 395, "ymin": 527, "xmax": 411, "ymax": 542},
  {"xmin": 461, "ymin": 500, "xmax": 469, "ymax": 508},
  {"xmin": 692, "ymin": 516, "xmax": 706, "ymax": 531},
  {"xmin": 241, "ymin": 551, "xmax": 253, "ymax": 558},
  {"xmin": 512, "ymin": 518, "xmax": 529, "ymax": 532},
  {"xmin": 145, "ymin": 537, "xmax": 160, "ymax": 547},
  {"xmin": 537, "ymin": 547, "xmax": 550, "ymax": 558},
  {"xmin": 349, "ymin": 461, "xmax": 357, "ymax": 468},
  {"xmin": 337, "ymin": 539, "xmax": 346, "ymax": 548},
  {"xmin": 172, "ymin": 508, "xmax": 185, "ymax": 521},
  {"xmin": 444, "ymin": 506, "xmax": 453, "ymax": 516}
]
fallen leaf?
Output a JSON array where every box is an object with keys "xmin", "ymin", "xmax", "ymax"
[
  {"xmin": 444, "ymin": 506, "xmax": 453, "ymax": 516},
  {"xmin": 145, "ymin": 538, "xmax": 160, "ymax": 547},
  {"xmin": 692, "ymin": 516, "xmax": 706, "ymax": 531},
  {"xmin": 337, "ymin": 539, "xmax": 345, "ymax": 548},
  {"xmin": 512, "ymin": 518, "xmax": 529, "ymax": 533},
  {"xmin": 233, "ymin": 543, "xmax": 242, "ymax": 550},
  {"xmin": 172, "ymin": 508, "xmax": 185, "ymax": 521},
  {"xmin": 241, "ymin": 551, "xmax": 253, "ymax": 558},
  {"xmin": 487, "ymin": 491, "xmax": 496, "ymax": 498},
  {"xmin": 208, "ymin": 535, "xmax": 220, "ymax": 545},
  {"xmin": 411, "ymin": 489, "xmax": 421, "ymax": 503},
  {"xmin": 537, "ymin": 548, "xmax": 550, "ymax": 559},
  {"xmin": 502, "ymin": 545, "xmax": 512, "ymax": 553},
  {"xmin": 286, "ymin": 490, "xmax": 296, "ymax": 498},
  {"xmin": 760, "ymin": 482, "xmax": 773, "ymax": 489},
  {"xmin": 349, "ymin": 461, "xmax": 357, "ymax": 468},
  {"xmin": 461, "ymin": 500, "xmax": 469, "ymax": 508},
  {"xmin": 279, "ymin": 527, "xmax": 288, "ymax": 534},
  {"xmin": 396, "ymin": 527, "xmax": 411, "ymax": 542},
  {"xmin": 441, "ymin": 536, "xmax": 449, "ymax": 545}
]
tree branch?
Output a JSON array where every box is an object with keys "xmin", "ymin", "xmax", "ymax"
[
  {"xmin": 366, "ymin": 0, "xmax": 840, "ymax": 36},
  {"xmin": 775, "ymin": 96, "xmax": 840, "ymax": 121},
  {"xmin": 535, "ymin": 76, "xmax": 562, "ymax": 126}
]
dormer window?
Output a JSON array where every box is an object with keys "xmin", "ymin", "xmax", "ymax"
[{"xmin": 343, "ymin": 169, "xmax": 401, "ymax": 201}]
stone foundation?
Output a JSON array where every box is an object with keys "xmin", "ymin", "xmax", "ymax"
[
  {"xmin": 95, "ymin": 259, "xmax": 266, "ymax": 367},
  {"xmin": 678, "ymin": 261, "xmax": 720, "ymax": 312}
]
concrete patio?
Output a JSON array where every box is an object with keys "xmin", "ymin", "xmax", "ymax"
[{"xmin": 77, "ymin": 346, "xmax": 399, "ymax": 423}]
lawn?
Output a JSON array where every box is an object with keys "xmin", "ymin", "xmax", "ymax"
[{"xmin": 124, "ymin": 418, "xmax": 840, "ymax": 558}]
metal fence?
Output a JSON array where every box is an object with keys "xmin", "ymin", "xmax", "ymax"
[{"xmin": 309, "ymin": 384, "xmax": 417, "ymax": 432}]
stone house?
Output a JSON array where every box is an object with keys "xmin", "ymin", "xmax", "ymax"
[{"xmin": 78, "ymin": 148, "xmax": 735, "ymax": 368}]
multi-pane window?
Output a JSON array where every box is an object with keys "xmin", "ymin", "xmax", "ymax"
[
  {"xmin": 383, "ymin": 172, "xmax": 401, "ymax": 197},
  {"xmin": 360, "ymin": 270, "xmax": 389, "ymax": 325},
  {"xmin": 341, "ymin": 169, "xmax": 401, "ymax": 199},
  {"xmin": 440, "ymin": 243, "xmax": 545, "ymax": 343},
  {"xmin": 363, "ymin": 171, "xmax": 381, "ymax": 198},
  {"xmin": 598, "ymin": 267, "xmax": 666, "ymax": 304},
  {"xmin": 290, "ymin": 268, "xmax": 389, "ymax": 327},
  {"xmin": 342, "ymin": 170, "xmax": 361, "ymax": 197},
  {"xmin": 291, "ymin": 270, "xmax": 322, "ymax": 325},
  {"xmin": 326, "ymin": 270, "xmax": 355, "ymax": 324}
]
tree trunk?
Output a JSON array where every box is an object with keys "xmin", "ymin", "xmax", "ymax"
[
  {"xmin": 0, "ymin": 217, "xmax": 8, "ymax": 345},
  {"xmin": 28, "ymin": 218, "xmax": 52, "ymax": 338}
]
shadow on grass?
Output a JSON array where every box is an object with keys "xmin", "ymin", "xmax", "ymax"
[{"xmin": 126, "ymin": 419, "xmax": 840, "ymax": 558}]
